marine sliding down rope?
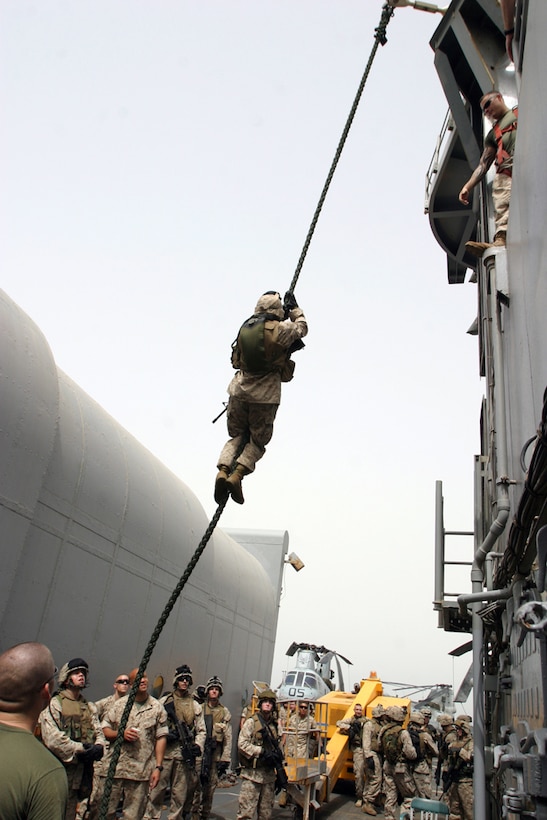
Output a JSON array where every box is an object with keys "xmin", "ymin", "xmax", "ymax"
[{"xmin": 98, "ymin": 5, "xmax": 394, "ymax": 816}]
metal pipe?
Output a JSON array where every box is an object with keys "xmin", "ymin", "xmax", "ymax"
[
  {"xmin": 434, "ymin": 480, "xmax": 445, "ymax": 612},
  {"xmin": 458, "ymin": 586, "xmax": 513, "ymax": 612}
]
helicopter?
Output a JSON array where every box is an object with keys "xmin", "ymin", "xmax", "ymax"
[
  {"xmin": 276, "ymin": 642, "xmax": 352, "ymax": 702},
  {"xmin": 382, "ymin": 680, "xmax": 455, "ymax": 720}
]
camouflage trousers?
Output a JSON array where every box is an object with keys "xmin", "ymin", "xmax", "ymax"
[
  {"xmin": 191, "ymin": 765, "xmax": 219, "ymax": 819},
  {"xmin": 144, "ymin": 757, "xmax": 198, "ymax": 820},
  {"xmin": 452, "ymin": 777, "xmax": 473, "ymax": 820},
  {"xmin": 493, "ymin": 172, "xmax": 512, "ymax": 236},
  {"xmin": 99, "ymin": 778, "xmax": 148, "ymax": 820},
  {"xmin": 364, "ymin": 753, "xmax": 382, "ymax": 804},
  {"xmin": 383, "ymin": 761, "xmax": 417, "ymax": 820},
  {"xmin": 352, "ymin": 748, "xmax": 365, "ymax": 800},
  {"xmin": 237, "ymin": 776, "xmax": 276, "ymax": 820},
  {"xmin": 413, "ymin": 762, "xmax": 433, "ymax": 799},
  {"xmin": 218, "ymin": 398, "xmax": 278, "ymax": 472},
  {"xmin": 65, "ymin": 764, "xmax": 86, "ymax": 820}
]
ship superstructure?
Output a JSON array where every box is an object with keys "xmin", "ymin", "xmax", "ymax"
[{"xmin": 427, "ymin": 1, "xmax": 547, "ymax": 818}]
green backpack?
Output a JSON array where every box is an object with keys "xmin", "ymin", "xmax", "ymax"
[{"xmin": 382, "ymin": 725, "xmax": 402, "ymax": 764}]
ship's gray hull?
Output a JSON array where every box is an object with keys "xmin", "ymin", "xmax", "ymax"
[{"xmin": 0, "ymin": 288, "xmax": 286, "ymax": 718}]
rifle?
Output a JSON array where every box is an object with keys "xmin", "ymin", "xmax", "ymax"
[
  {"xmin": 435, "ymin": 756, "xmax": 442, "ymax": 794},
  {"xmin": 165, "ymin": 702, "xmax": 200, "ymax": 768},
  {"xmin": 257, "ymin": 713, "xmax": 288, "ymax": 794},
  {"xmin": 200, "ymin": 714, "xmax": 217, "ymax": 786}
]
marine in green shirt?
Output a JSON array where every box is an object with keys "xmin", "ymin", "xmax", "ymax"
[{"xmin": 0, "ymin": 641, "xmax": 68, "ymax": 820}]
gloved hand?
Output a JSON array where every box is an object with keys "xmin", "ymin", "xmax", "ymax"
[
  {"xmin": 89, "ymin": 744, "xmax": 104, "ymax": 761},
  {"xmin": 283, "ymin": 291, "xmax": 298, "ymax": 313},
  {"xmin": 191, "ymin": 743, "xmax": 202, "ymax": 757},
  {"xmin": 166, "ymin": 730, "xmax": 178, "ymax": 743},
  {"xmin": 366, "ymin": 756, "xmax": 375, "ymax": 771},
  {"xmin": 260, "ymin": 749, "xmax": 276, "ymax": 766},
  {"xmin": 217, "ymin": 760, "xmax": 229, "ymax": 776},
  {"xmin": 77, "ymin": 743, "xmax": 104, "ymax": 763}
]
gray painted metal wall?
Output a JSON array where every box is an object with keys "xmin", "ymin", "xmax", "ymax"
[
  {"xmin": 501, "ymin": 1, "xmax": 547, "ymax": 474},
  {"xmin": 0, "ymin": 288, "xmax": 287, "ymax": 721}
]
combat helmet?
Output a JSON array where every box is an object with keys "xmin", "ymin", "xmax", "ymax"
[
  {"xmin": 254, "ymin": 292, "xmax": 284, "ymax": 319},
  {"xmin": 58, "ymin": 657, "xmax": 89, "ymax": 687},
  {"xmin": 372, "ymin": 704, "xmax": 385, "ymax": 719},
  {"xmin": 455, "ymin": 715, "xmax": 472, "ymax": 734},
  {"xmin": 173, "ymin": 664, "xmax": 193, "ymax": 687},
  {"xmin": 385, "ymin": 705, "xmax": 405, "ymax": 723},
  {"xmin": 205, "ymin": 675, "xmax": 223, "ymax": 696},
  {"xmin": 437, "ymin": 713, "xmax": 454, "ymax": 727},
  {"xmin": 409, "ymin": 711, "xmax": 425, "ymax": 726},
  {"xmin": 258, "ymin": 688, "xmax": 277, "ymax": 705},
  {"xmin": 421, "ymin": 707, "xmax": 432, "ymax": 717}
]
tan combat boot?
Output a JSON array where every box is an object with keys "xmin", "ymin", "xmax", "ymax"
[
  {"xmin": 278, "ymin": 789, "xmax": 288, "ymax": 807},
  {"xmin": 214, "ymin": 465, "xmax": 230, "ymax": 504},
  {"xmin": 226, "ymin": 464, "xmax": 249, "ymax": 505},
  {"xmin": 362, "ymin": 802, "xmax": 377, "ymax": 816},
  {"xmin": 465, "ymin": 240, "xmax": 494, "ymax": 257}
]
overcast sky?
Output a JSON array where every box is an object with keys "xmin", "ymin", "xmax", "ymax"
[{"xmin": 1, "ymin": 1, "xmax": 481, "ymax": 702}]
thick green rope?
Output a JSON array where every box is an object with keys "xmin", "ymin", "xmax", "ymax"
[
  {"xmin": 98, "ymin": 499, "xmax": 228, "ymax": 818},
  {"xmin": 287, "ymin": 2, "xmax": 395, "ymax": 297},
  {"xmin": 98, "ymin": 4, "xmax": 395, "ymax": 815}
]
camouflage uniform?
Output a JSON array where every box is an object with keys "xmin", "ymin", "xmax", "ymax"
[
  {"xmin": 100, "ymin": 693, "xmax": 168, "ymax": 820},
  {"xmin": 408, "ymin": 712, "xmax": 438, "ymax": 799},
  {"xmin": 284, "ymin": 711, "xmax": 319, "ymax": 759},
  {"xmin": 420, "ymin": 707, "xmax": 439, "ymax": 744},
  {"xmin": 40, "ymin": 684, "xmax": 105, "ymax": 820},
  {"xmin": 437, "ymin": 715, "xmax": 459, "ymax": 820},
  {"xmin": 379, "ymin": 707, "xmax": 417, "ymax": 820},
  {"xmin": 448, "ymin": 718, "xmax": 474, "ymax": 820},
  {"xmin": 362, "ymin": 706, "xmax": 384, "ymax": 814},
  {"xmin": 217, "ymin": 292, "xmax": 308, "ymax": 475},
  {"xmin": 337, "ymin": 709, "xmax": 366, "ymax": 802},
  {"xmin": 144, "ymin": 687, "xmax": 206, "ymax": 820},
  {"xmin": 237, "ymin": 696, "xmax": 279, "ymax": 820},
  {"xmin": 191, "ymin": 678, "xmax": 232, "ymax": 820}
]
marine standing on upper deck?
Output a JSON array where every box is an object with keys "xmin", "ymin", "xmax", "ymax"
[
  {"xmin": 214, "ymin": 290, "xmax": 308, "ymax": 505},
  {"xmin": 459, "ymin": 90, "xmax": 518, "ymax": 256}
]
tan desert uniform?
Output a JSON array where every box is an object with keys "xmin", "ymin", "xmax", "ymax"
[
  {"xmin": 88, "ymin": 692, "xmax": 129, "ymax": 815},
  {"xmin": 485, "ymin": 106, "xmax": 518, "ymax": 239},
  {"xmin": 448, "ymin": 722, "xmax": 474, "ymax": 820},
  {"xmin": 362, "ymin": 708, "xmax": 384, "ymax": 813},
  {"xmin": 336, "ymin": 712, "xmax": 366, "ymax": 803},
  {"xmin": 218, "ymin": 293, "xmax": 308, "ymax": 474},
  {"xmin": 380, "ymin": 709, "xmax": 417, "ymax": 820},
  {"xmin": 145, "ymin": 688, "xmax": 206, "ymax": 820},
  {"xmin": 437, "ymin": 715, "xmax": 459, "ymax": 818},
  {"xmin": 408, "ymin": 713, "xmax": 438, "ymax": 799},
  {"xmin": 284, "ymin": 711, "xmax": 318, "ymax": 759},
  {"xmin": 100, "ymin": 694, "xmax": 168, "ymax": 820},
  {"xmin": 238, "ymin": 712, "xmax": 278, "ymax": 820},
  {"xmin": 40, "ymin": 692, "xmax": 105, "ymax": 820},
  {"xmin": 94, "ymin": 693, "xmax": 119, "ymax": 723},
  {"xmin": 191, "ymin": 700, "xmax": 232, "ymax": 820}
]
